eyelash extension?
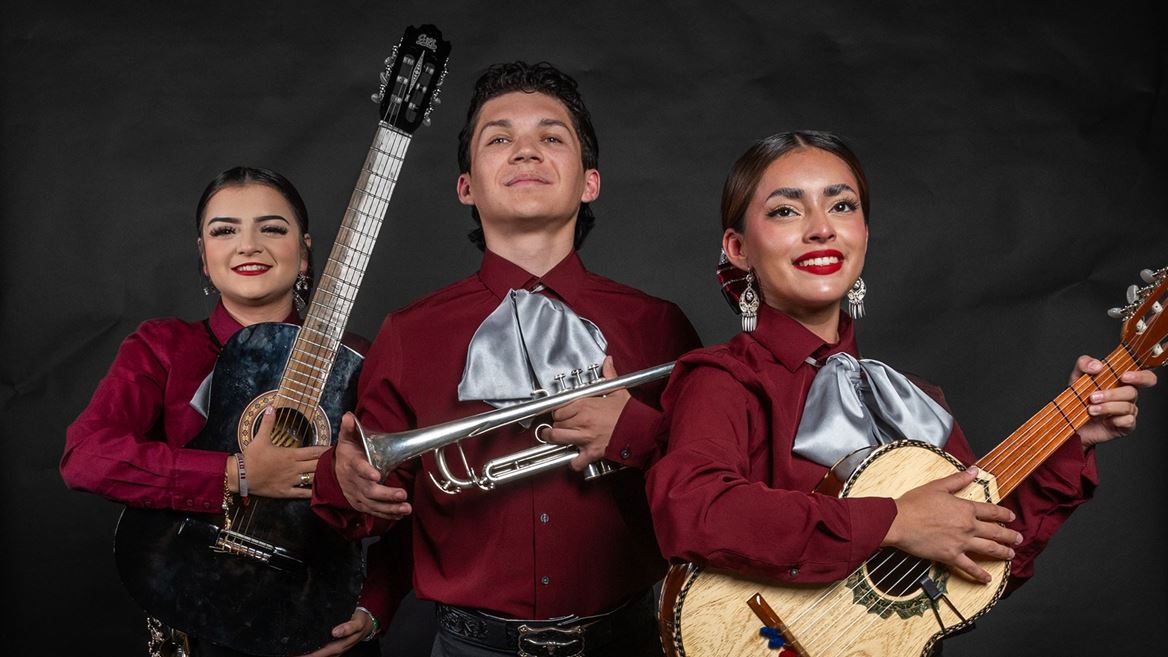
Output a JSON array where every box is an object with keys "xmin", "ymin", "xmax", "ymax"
[
  {"xmin": 261, "ymin": 225, "xmax": 289, "ymax": 235},
  {"xmin": 766, "ymin": 206, "xmax": 797, "ymax": 218},
  {"xmin": 208, "ymin": 226, "xmax": 235, "ymax": 237},
  {"xmin": 832, "ymin": 198, "xmax": 860, "ymax": 212}
]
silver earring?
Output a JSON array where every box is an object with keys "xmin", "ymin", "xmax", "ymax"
[
  {"xmin": 739, "ymin": 270, "xmax": 760, "ymax": 332},
  {"xmin": 202, "ymin": 275, "xmax": 218, "ymax": 296},
  {"xmin": 847, "ymin": 276, "xmax": 866, "ymax": 318},
  {"xmin": 294, "ymin": 273, "xmax": 310, "ymax": 314}
]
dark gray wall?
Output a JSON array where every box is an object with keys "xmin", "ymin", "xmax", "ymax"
[{"xmin": 3, "ymin": 1, "xmax": 1165, "ymax": 655}]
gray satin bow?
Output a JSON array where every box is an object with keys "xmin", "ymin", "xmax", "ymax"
[
  {"xmin": 458, "ymin": 288, "xmax": 608, "ymax": 407},
  {"xmin": 793, "ymin": 353, "xmax": 953, "ymax": 476}
]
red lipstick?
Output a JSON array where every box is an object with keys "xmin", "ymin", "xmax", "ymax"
[{"xmin": 793, "ymin": 249, "xmax": 844, "ymax": 275}]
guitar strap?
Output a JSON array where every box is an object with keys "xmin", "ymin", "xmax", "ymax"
[{"xmin": 201, "ymin": 319, "xmax": 223, "ymax": 352}]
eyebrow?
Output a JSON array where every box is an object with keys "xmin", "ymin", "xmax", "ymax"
[
  {"xmin": 206, "ymin": 215, "xmax": 290, "ymax": 225},
  {"xmin": 479, "ymin": 118, "xmax": 571, "ymax": 133},
  {"xmin": 763, "ymin": 183, "xmax": 856, "ymax": 202}
]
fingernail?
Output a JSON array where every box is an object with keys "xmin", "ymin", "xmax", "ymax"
[
  {"xmin": 1088, "ymin": 405, "xmax": 1100, "ymax": 415},
  {"xmin": 967, "ymin": 466, "xmax": 979, "ymax": 477},
  {"xmin": 1008, "ymin": 511, "xmax": 1016, "ymax": 522},
  {"xmin": 1015, "ymin": 534, "xmax": 1023, "ymax": 545},
  {"xmin": 1090, "ymin": 392, "xmax": 1103, "ymax": 403},
  {"xmin": 1007, "ymin": 548, "xmax": 1015, "ymax": 559}
]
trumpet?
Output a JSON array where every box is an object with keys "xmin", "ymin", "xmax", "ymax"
[{"xmin": 356, "ymin": 362, "xmax": 675, "ymax": 494}]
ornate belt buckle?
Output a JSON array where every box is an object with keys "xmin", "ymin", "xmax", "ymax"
[{"xmin": 516, "ymin": 624, "xmax": 585, "ymax": 657}]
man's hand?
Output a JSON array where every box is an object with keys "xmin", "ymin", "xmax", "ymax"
[
  {"xmin": 334, "ymin": 413, "xmax": 411, "ymax": 521},
  {"xmin": 543, "ymin": 357, "xmax": 630, "ymax": 470},
  {"xmin": 1072, "ymin": 355, "xmax": 1158, "ymax": 447},
  {"xmin": 883, "ymin": 468, "xmax": 1022, "ymax": 583},
  {"xmin": 294, "ymin": 608, "xmax": 374, "ymax": 657}
]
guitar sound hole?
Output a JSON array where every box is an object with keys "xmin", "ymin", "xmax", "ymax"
[
  {"xmin": 864, "ymin": 548, "xmax": 933, "ymax": 598},
  {"xmin": 257, "ymin": 407, "xmax": 316, "ymax": 448}
]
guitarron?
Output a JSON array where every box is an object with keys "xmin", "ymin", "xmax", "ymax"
[
  {"xmin": 661, "ymin": 267, "xmax": 1167, "ymax": 657},
  {"xmin": 113, "ymin": 25, "xmax": 451, "ymax": 655}
]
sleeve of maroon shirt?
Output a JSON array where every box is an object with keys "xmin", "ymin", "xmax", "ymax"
[
  {"xmin": 60, "ymin": 323, "xmax": 226, "ymax": 513},
  {"xmin": 356, "ymin": 518, "xmax": 414, "ymax": 633},
  {"xmin": 312, "ymin": 315, "xmax": 415, "ymax": 539},
  {"xmin": 646, "ymin": 365, "xmax": 897, "ymax": 585},
  {"xmin": 605, "ymin": 302, "xmax": 702, "ymax": 470}
]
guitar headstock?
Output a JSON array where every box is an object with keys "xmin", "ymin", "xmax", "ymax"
[
  {"xmin": 1112, "ymin": 267, "xmax": 1168, "ymax": 368},
  {"xmin": 372, "ymin": 24, "xmax": 451, "ymax": 134}
]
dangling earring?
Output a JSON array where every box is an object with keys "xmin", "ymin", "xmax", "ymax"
[
  {"xmin": 294, "ymin": 273, "xmax": 310, "ymax": 314},
  {"xmin": 202, "ymin": 275, "xmax": 218, "ymax": 296},
  {"xmin": 847, "ymin": 276, "xmax": 866, "ymax": 318},
  {"xmin": 739, "ymin": 270, "xmax": 760, "ymax": 332}
]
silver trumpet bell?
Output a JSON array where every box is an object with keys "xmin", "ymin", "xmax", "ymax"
[{"xmin": 355, "ymin": 362, "xmax": 675, "ymax": 494}]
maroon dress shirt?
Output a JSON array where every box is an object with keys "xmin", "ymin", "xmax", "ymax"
[
  {"xmin": 312, "ymin": 250, "xmax": 701, "ymax": 620},
  {"xmin": 62, "ymin": 302, "xmax": 370, "ymax": 513},
  {"xmin": 647, "ymin": 303, "xmax": 1096, "ymax": 590}
]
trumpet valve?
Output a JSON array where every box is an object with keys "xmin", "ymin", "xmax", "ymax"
[
  {"xmin": 553, "ymin": 372, "xmax": 568, "ymax": 392},
  {"xmin": 571, "ymin": 368, "xmax": 585, "ymax": 388},
  {"xmin": 587, "ymin": 363, "xmax": 602, "ymax": 382}
]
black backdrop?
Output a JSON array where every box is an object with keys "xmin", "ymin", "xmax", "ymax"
[{"xmin": 3, "ymin": 1, "xmax": 1165, "ymax": 655}]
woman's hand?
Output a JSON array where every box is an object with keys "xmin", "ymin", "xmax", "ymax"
[
  {"xmin": 1072, "ymin": 355, "xmax": 1158, "ymax": 447},
  {"xmin": 294, "ymin": 608, "xmax": 374, "ymax": 657},
  {"xmin": 882, "ymin": 468, "xmax": 1022, "ymax": 583},
  {"xmin": 226, "ymin": 405, "xmax": 328, "ymax": 499},
  {"xmin": 334, "ymin": 413, "xmax": 412, "ymax": 520}
]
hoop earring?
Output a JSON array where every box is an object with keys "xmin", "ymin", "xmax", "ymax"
[
  {"xmin": 847, "ymin": 276, "xmax": 867, "ymax": 318},
  {"xmin": 294, "ymin": 273, "xmax": 310, "ymax": 314},
  {"xmin": 739, "ymin": 270, "xmax": 760, "ymax": 332}
]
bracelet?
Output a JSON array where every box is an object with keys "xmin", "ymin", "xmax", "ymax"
[
  {"xmin": 355, "ymin": 606, "xmax": 380, "ymax": 642},
  {"xmin": 235, "ymin": 452, "xmax": 249, "ymax": 504}
]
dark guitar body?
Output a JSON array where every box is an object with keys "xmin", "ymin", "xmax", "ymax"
[{"xmin": 114, "ymin": 322, "xmax": 365, "ymax": 656}]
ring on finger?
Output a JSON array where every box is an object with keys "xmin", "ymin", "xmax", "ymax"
[{"xmin": 298, "ymin": 472, "xmax": 312, "ymax": 487}]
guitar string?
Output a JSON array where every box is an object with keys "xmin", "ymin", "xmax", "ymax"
[
  {"xmin": 231, "ymin": 70, "xmax": 417, "ymax": 540},
  {"xmin": 776, "ymin": 336, "xmax": 1158, "ymax": 653}
]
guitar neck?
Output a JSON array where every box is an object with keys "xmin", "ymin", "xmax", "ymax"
[
  {"xmin": 278, "ymin": 123, "xmax": 411, "ymax": 408},
  {"xmin": 975, "ymin": 343, "xmax": 1138, "ymax": 498}
]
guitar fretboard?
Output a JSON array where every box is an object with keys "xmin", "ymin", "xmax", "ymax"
[
  {"xmin": 275, "ymin": 124, "xmax": 410, "ymax": 413},
  {"xmin": 976, "ymin": 344, "xmax": 1138, "ymax": 497}
]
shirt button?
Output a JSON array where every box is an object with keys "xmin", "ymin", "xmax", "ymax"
[
  {"xmin": 202, "ymin": 501, "xmax": 212, "ymax": 509},
  {"xmin": 185, "ymin": 498, "xmax": 194, "ymax": 507},
  {"xmin": 788, "ymin": 567, "xmax": 800, "ymax": 578},
  {"xmin": 539, "ymin": 513, "xmax": 550, "ymax": 524},
  {"xmin": 541, "ymin": 576, "xmax": 551, "ymax": 585},
  {"xmin": 620, "ymin": 448, "xmax": 631, "ymax": 460}
]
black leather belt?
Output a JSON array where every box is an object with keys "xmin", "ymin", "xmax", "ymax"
[{"xmin": 436, "ymin": 590, "xmax": 655, "ymax": 657}]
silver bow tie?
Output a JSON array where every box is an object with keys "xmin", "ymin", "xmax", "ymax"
[
  {"xmin": 793, "ymin": 353, "xmax": 953, "ymax": 476},
  {"xmin": 458, "ymin": 288, "xmax": 608, "ymax": 407}
]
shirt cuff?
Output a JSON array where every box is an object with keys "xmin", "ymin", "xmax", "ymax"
[
  {"xmin": 311, "ymin": 447, "xmax": 376, "ymax": 538},
  {"xmin": 170, "ymin": 448, "xmax": 231, "ymax": 513},
  {"xmin": 1034, "ymin": 435, "xmax": 1099, "ymax": 497},
  {"xmin": 846, "ymin": 496, "xmax": 899, "ymax": 567},
  {"xmin": 603, "ymin": 396, "xmax": 663, "ymax": 470}
]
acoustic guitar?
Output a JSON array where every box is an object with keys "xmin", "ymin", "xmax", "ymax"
[
  {"xmin": 113, "ymin": 25, "xmax": 450, "ymax": 655},
  {"xmin": 661, "ymin": 267, "xmax": 1167, "ymax": 657}
]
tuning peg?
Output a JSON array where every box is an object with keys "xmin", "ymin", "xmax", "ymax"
[
  {"xmin": 1126, "ymin": 284, "xmax": 1140, "ymax": 304},
  {"xmin": 431, "ymin": 96, "xmax": 442, "ymax": 105},
  {"xmin": 1141, "ymin": 269, "xmax": 1157, "ymax": 284},
  {"xmin": 370, "ymin": 92, "xmax": 383, "ymax": 104},
  {"xmin": 379, "ymin": 71, "xmax": 390, "ymax": 85},
  {"xmin": 1107, "ymin": 307, "xmax": 1126, "ymax": 319},
  {"xmin": 423, "ymin": 116, "xmax": 431, "ymax": 127}
]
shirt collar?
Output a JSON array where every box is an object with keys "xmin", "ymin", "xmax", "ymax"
[
  {"xmin": 747, "ymin": 304, "xmax": 859, "ymax": 372},
  {"xmin": 208, "ymin": 300, "xmax": 299, "ymax": 345},
  {"xmin": 477, "ymin": 249, "xmax": 588, "ymax": 305}
]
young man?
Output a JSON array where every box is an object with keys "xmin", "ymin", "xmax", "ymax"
[{"xmin": 311, "ymin": 62, "xmax": 700, "ymax": 656}]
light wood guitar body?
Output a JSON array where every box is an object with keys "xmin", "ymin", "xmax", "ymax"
[{"xmin": 661, "ymin": 441, "xmax": 1007, "ymax": 657}]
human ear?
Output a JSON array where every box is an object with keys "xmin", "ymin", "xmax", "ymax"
[
  {"xmin": 196, "ymin": 238, "xmax": 208, "ymax": 276},
  {"xmin": 300, "ymin": 233, "xmax": 312, "ymax": 273},
  {"xmin": 456, "ymin": 173, "xmax": 474, "ymax": 207},
  {"xmin": 580, "ymin": 169, "xmax": 600, "ymax": 203},
  {"xmin": 722, "ymin": 228, "xmax": 750, "ymax": 271}
]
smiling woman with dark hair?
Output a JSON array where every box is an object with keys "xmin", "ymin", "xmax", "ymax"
[
  {"xmin": 647, "ymin": 131, "xmax": 1157, "ymax": 655},
  {"xmin": 61, "ymin": 166, "xmax": 378, "ymax": 657}
]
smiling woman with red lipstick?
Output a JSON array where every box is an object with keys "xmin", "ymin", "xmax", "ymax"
[
  {"xmin": 62, "ymin": 167, "xmax": 378, "ymax": 657},
  {"xmin": 646, "ymin": 131, "xmax": 1156, "ymax": 653}
]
